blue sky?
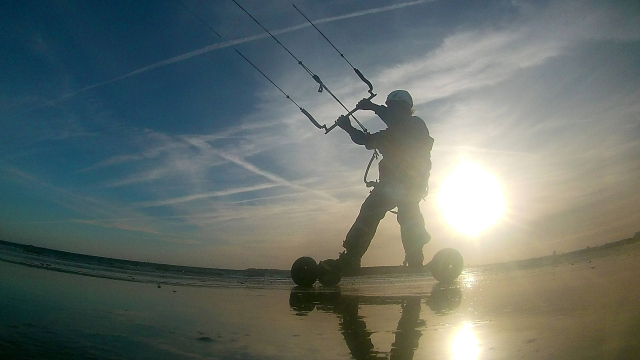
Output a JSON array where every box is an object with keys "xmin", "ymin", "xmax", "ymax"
[{"xmin": 1, "ymin": 0, "xmax": 639, "ymax": 269}]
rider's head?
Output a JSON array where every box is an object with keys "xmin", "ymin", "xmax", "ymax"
[{"xmin": 385, "ymin": 90, "xmax": 413, "ymax": 115}]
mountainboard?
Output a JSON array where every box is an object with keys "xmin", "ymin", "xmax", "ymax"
[{"xmin": 291, "ymin": 248, "xmax": 463, "ymax": 287}]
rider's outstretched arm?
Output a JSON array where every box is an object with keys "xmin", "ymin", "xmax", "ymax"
[
  {"xmin": 336, "ymin": 98, "xmax": 387, "ymax": 145},
  {"xmin": 336, "ymin": 116, "xmax": 368, "ymax": 145}
]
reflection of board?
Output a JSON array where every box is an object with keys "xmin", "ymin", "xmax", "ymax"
[
  {"xmin": 291, "ymin": 248, "xmax": 464, "ymax": 287},
  {"xmin": 342, "ymin": 265, "xmax": 429, "ymax": 276},
  {"xmin": 289, "ymin": 283, "xmax": 463, "ymax": 315}
]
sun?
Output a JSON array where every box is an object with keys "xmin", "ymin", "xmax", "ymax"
[{"xmin": 437, "ymin": 161, "xmax": 506, "ymax": 236}]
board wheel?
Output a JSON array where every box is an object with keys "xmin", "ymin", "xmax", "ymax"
[
  {"xmin": 317, "ymin": 259, "xmax": 342, "ymax": 286},
  {"xmin": 291, "ymin": 256, "xmax": 318, "ymax": 287},
  {"xmin": 429, "ymin": 248, "xmax": 464, "ymax": 283}
]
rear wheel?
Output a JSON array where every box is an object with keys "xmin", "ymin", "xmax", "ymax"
[{"xmin": 291, "ymin": 256, "xmax": 318, "ymax": 287}]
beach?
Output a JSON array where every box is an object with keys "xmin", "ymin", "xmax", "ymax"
[{"xmin": 1, "ymin": 242, "xmax": 639, "ymax": 360}]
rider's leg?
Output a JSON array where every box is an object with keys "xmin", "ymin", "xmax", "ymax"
[
  {"xmin": 341, "ymin": 188, "xmax": 396, "ymax": 268},
  {"xmin": 397, "ymin": 201, "xmax": 430, "ymax": 267}
]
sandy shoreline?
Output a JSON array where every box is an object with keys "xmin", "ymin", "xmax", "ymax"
[
  {"xmin": 1, "ymin": 235, "xmax": 638, "ymax": 285},
  {"xmin": 2, "ymin": 241, "xmax": 640, "ymax": 359}
]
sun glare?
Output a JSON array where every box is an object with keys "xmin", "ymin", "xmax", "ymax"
[
  {"xmin": 437, "ymin": 161, "xmax": 506, "ymax": 236},
  {"xmin": 451, "ymin": 322, "xmax": 480, "ymax": 360}
]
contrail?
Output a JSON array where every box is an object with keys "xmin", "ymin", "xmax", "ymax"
[
  {"xmin": 137, "ymin": 183, "xmax": 283, "ymax": 207},
  {"xmin": 185, "ymin": 138, "xmax": 338, "ymax": 202},
  {"xmin": 213, "ymin": 149, "xmax": 338, "ymax": 202},
  {"xmin": 8, "ymin": 0, "xmax": 430, "ymax": 119}
]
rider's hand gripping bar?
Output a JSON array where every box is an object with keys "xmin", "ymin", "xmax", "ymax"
[{"xmin": 323, "ymin": 92, "xmax": 377, "ymax": 134}]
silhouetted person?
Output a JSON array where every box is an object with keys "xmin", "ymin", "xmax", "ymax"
[{"xmin": 334, "ymin": 90, "xmax": 434, "ymax": 269}]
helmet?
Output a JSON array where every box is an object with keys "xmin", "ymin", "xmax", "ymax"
[{"xmin": 386, "ymin": 90, "xmax": 413, "ymax": 107}]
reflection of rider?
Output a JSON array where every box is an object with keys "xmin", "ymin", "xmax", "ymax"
[
  {"xmin": 336, "ymin": 90, "xmax": 434, "ymax": 269},
  {"xmin": 289, "ymin": 284, "xmax": 462, "ymax": 360},
  {"xmin": 339, "ymin": 296, "xmax": 387, "ymax": 360},
  {"xmin": 390, "ymin": 297, "xmax": 423, "ymax": 360}
]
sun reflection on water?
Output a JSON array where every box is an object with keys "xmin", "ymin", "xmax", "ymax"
[
  {"xmin": 451, "ymin": 322, "xmax": 480, "ymax": 360},
  {"xmin": 462, "ymin": 275, "xmax": 476, "ymax": 288}
]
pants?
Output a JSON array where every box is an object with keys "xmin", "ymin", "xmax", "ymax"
[{"xmin": 343, "ymin": 183, "xmax": 430, "ymax": 259}]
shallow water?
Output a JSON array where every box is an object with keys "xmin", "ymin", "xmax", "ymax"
[{"xmin": 1, "ymin": 244, "xmax": 639, "ymax": 360}]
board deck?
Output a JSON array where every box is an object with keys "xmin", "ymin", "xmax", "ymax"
[
  {"xmin": 341, "ymin": 264, "xmax": 431, "ymax": 277},
  {"xmin": 291, "ymin": 248, "xmax": 463, "ymax": 287}
]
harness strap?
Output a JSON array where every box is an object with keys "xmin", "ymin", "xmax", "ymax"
[{"xmin": 364, "ymin": 150, "xmax": 379, "ymax": 187}]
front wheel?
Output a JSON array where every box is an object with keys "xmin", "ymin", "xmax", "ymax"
[
  {"xmin": 429, "ymin": 248, "xmax": 463, "ymax": 283},
  {"xmin": 317, "ymin": 259, "xmax": 342, "ymax": 286}
]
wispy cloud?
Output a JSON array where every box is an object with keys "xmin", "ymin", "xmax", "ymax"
[
  {"xmin": 0, "ymin": 165, "xmax": 200, "ymax": 243},
  {"xmin": 70, "ymin": 219, "xmax": 162, "ymax": 235},
  {"xmin": 8, "ymin": 0, "xmax": 432, "ymax": 120},
  {"xmin": 78, "ymin": 130, "xmax": 190, "ymax": 173},
  {"xmin": 137, "ymin": 183, "xmax": 283, "ymax": 207},
  {"xmin": 376, "ymin": 29, "xmax": 563, "ymax": 105},
  {"xmin": 79, "ymin": 120, "xmax": 285, "ymax": 174},
  {"xmin": 69, "ymin": 219, "xmax": 201, "ymax": 244},
  {"xmin": 185, "ymin": 137, "xmax": 338, "ymax": 201},
  {"xmin": 373, "ymin": 0, "xmax": 640, "ymax": 107}
]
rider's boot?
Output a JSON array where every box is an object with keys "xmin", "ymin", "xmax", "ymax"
[
  {"xmin": 336, "ymin": 250, "xmax": 362, "ymax": 271},
  {"xmin": 403, "ymin": 231, "xmax": 431, "ymax": 268},
  {"xmin": 319, "ymin": 250, "xmax": 361, "ymax": 275}
]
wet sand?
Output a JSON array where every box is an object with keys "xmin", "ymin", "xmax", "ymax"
[{"xmin": 1, "ymin": 243, "xmax": 639, "ymax": 360}]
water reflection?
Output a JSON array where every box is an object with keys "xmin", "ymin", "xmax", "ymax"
[
  {"xmin": 451, "ymin": 322, "xmax": 479, "ymax": 360},
  {"xmin": 289, "ymin": 284, "xmax": 462, "ymax": 360}
]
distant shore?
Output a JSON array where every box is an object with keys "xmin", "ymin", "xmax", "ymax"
[
  {"xmin": 0, "ymin": 239, "xmax": 289, "ymax": 278},
  {"xmin": 473, "ymin": 232, "xmax": 640, "ymax": 271},
  {"xmin": 1, "ymin": 233, "xmax": 639, "ymax": 277}
]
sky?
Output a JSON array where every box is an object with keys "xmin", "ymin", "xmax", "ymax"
[{"xmin": 1, "ymin": 0, "xmax": 639, "ymax": 270}]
